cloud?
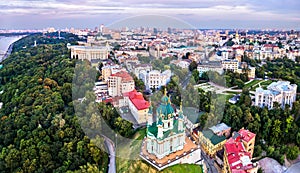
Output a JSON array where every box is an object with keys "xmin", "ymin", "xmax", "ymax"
[{"xmin": 0, "ymin": 0, "xmax": 299, "ymax": 29}]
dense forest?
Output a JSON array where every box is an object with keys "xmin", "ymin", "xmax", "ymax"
[{"xmin": 0, "ymin": 34, "xmax": 109, "ymax": 172}]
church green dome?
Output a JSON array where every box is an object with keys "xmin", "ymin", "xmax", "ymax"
[
  {"xmin": 157, "ymin": 89, "xmax": 174, "ymax": 119},
  {"xmin": 161, "ymin": 95, "xmax": 169, "ymax": 104}
]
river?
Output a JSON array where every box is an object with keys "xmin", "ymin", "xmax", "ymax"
[{"xmin": 0, "ymin": 35, "xmax": 25, "ymax": 61}]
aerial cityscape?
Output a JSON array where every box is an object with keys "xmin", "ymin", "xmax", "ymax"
[{"xmin": 0, "ymin": 1, "xmax": 299, "ymax": 173}]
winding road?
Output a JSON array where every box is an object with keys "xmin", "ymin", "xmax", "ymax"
[{"xmin": 102, "ymin": 135, "xmax": 116, "ymax": 173}]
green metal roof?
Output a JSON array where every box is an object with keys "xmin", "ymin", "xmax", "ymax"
[
  {"xmin": 161, "ymin": 95, "xmax": 169, "ymax": 103},
  {"xmin": 147, "ymin": 122, "xmax": 158, "ymax": 137},
  {"xmin": 156, "ymin": 102, "xmax": 174, "ymax": 120},
  {"xmin": 202, "ymin": 129, "xmax": 226, "ymax": 145},
  {"xmin": 147, "ymin": 118, "xmax": 184, "ymax": 140}
]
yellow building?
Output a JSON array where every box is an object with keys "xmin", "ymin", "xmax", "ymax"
[
  {"xmin": 238, "ymin": 128, "xmax": 256, "ymax": 157},
  {"xmin": 198, "ymin": 123, "xmax": 231, "ymax": 157}
]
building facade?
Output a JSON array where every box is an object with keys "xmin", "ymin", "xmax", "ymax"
[
  {"xmin": 101, "ymin": 64, "xmax": 125, "ymax": 81},
  {"xmin": 197, "ymin": 61, "xmax": 224, "ymax": 77},
  {"xmin": 70, "ymin": 45, "xmax": 109, "ymax": 61},
  {"xmin": 146, "ymin": 70, "xmax": 172, "ymax": 90},
  {"xmin": 146, "ymin": 90, "xmax": 186, "ymax": 159},
  {"xmin": 198, "ymin": 123, "xmax": 231, "ymax": 157},
  {"xmin": 223, "ymin": 128, "xmax": 258, "ymax": 173},
  {"xmin": 124, "ymin": 90, "xmax": 150, "ymax": 124},
  {"xmin": 255, "ymin": 81, "xmax": 297, "ymax": 109},
  {"xmin": 222, "ymin": 59, "xmax": 239, "ymax": 72},
  {"xmin": 133, "ymin": 64, "xmax": 152, "ymax": 80},
  {"xmin": 108, "ymin": 71, "xmax": 134, "ymax": 97}
]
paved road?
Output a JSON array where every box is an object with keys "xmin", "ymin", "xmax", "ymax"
[
  {"xmin": 201, "ymin": 150, "xmax": 218, "ymax": 173},
  {"xmin": 102, "ymin": 135, "xmax": 116, "ymax": 173},
  {"xmin": 181, "ymin": 71, "xmax": 192, "ymax": 89},
  {"xmin": 285, "ymin": 162, "xmax": 300, "ymax": 173}
]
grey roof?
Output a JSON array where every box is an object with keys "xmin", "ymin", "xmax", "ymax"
[{"xmin": 209, "ymin": 123, "xmax": 231, "ymax": 134}]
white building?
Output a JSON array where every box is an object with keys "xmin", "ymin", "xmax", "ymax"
[
  {"xmin": 222, "ymin": 59, "xmax": 256, "ymax": 79},
  {"xmin": 197, "ymin": 61, "xmax": 224, "ymax": 77},
  {"xmin": 170, "ymin": 60, "xmax": 190, "ymax": 69},
  {"xmin": 145, "ymin": 70, "xmax": 172, "ymax": 90},
  {"xmin": 69, "ymin": 45, "xmax": 109, "ymax": 61},
  {"xmin": 221, "ymin": 59, "xmax": 239, "ymax": 72},
  {"xmin": 133, "ymin": 64, "xmax": 152, "ymax": 79},
  {"xmin": 255, "ymin": 81, "xmax": 297, "ymax": 109}
]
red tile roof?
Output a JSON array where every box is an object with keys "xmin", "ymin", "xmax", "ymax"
[
  {"xmin": 103, "ymin": 98, "xmax": 113, "ymax": 103},
  {"xmin": 127, "ymin": 90, "xmax": 150, "ymax": 110},
  {"xmin": 225, "ymin": 140, "xmax": 254, "ymax": 172},
  {"xmin": 224, "ymin": 129, "xmax": 257, "ymax": 173},
  {"xmin": 111, "ymin": 71, "xmax": 133, "ymax": 82},
  {"xmin": 238, "ymin": 129, "xmax": 256, "ymax": 143}
]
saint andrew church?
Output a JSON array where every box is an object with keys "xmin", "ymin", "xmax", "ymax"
[{"xmin": 146, "ymin": 89, "xmax": 186, "ymax": 159}]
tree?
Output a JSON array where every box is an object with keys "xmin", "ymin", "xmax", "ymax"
[
  {"xmin": 295, "ymin": 56, "xmax": 300, "ymax": 63},
  {"xmin": 249, "ymin": 113, "xmax": 261, "ymax": 134},
  {"xmin": 0, "ymin": 34, "xmax": 109, "ymax": 172},
  {"xmin": 192, "ymin": 69, "xmax": 200, "ymax": 83},
  {"xmin": 286, "ymin": 145, "xmax": 300, "ymax": 160},
  {"xmin": 189, "ymin": 61, "xmax": 198, "ymax": 72},
  {"xmin": 271, "ymin": 119, "xmax": 282, "ymax": 145},
  {"xmin": 244, "ymin": 109, "xmax": 254, "ymax": 125}
]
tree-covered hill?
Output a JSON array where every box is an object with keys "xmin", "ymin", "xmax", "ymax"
[{"xmin": 0, "ymin": 34, "xmax": 108, "ymax": 172}]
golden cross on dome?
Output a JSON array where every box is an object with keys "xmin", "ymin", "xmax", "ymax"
[{"xmin": 164, "ymin": 87, "xmax": 167, "ymax": 96}]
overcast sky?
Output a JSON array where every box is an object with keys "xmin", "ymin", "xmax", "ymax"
[{"xmin": 1, "ymin": 0, "xmax": 299, "ymax": 29}]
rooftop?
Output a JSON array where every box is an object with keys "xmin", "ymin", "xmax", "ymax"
[
  {"xmin": 69, "ymin": 45, "xmax": 107, "ymax": 50},
  {"xmin": 126, "ymin": 90, "xmax": 150, "ymax": 110},
  {"xmin": 209, "ymin": 123, "xmax": 231, "ymax": 134},
  {"xmin": 267, "ymin": 81, "xmax": 297, "ymax": 92},
  {"xmin": 225, "ymin": 138, "xmax": 256, "ymax": 172},
  {"xmin": 202, "ymin": 129, "xmax": 226, "ymax": 145},
  {"xmin": 238, "ymin": 129, "xmax": 256, "ymax": 143},
  {"xmin": 111, "ymin": 71, "xmax": 133, "ymax": 82}
]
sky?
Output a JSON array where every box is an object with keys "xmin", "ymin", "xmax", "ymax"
[{"xmin": 0, "ymin": 0, "xmax": 300, "ymax": 30}]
